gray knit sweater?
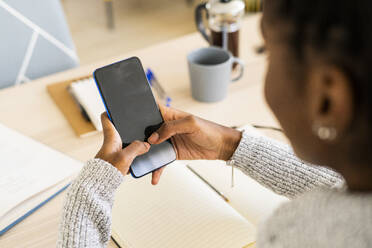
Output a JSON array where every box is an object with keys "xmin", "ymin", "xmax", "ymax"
[{"xmin": 57, "ymin": 132, "xmax": 372, "ymax": 247}]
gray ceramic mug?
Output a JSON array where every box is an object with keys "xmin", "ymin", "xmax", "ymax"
[{"xmin": 187, "ymin": 46, "xmax": 244, "ymax": 102}]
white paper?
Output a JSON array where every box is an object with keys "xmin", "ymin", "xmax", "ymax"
[
  {"xmin": 0, "ymin": 123, "xmax": 82, "ymax": 218},
  {"xmin": 112, "ymin": 162, "xmax": 256, "ymax": 248},
  {"xmin": 186, "ymin": 126, "xmax": 288, "ymax": 225},
  {"xmin": 188, "ymin": 161, "xmax": 288, "ymax": 226},
  {"xmin": 69, "ymin": 78, "xmax": 105, "ymax": 131}
]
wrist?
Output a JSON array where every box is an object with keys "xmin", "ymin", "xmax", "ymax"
[
  {"xmin": 219, "ymin": 127, "xmax": 242, "ymax": 161},
  {"xmin": 85, "ymin": 159, "xmax": 124, "ymax": 190}
]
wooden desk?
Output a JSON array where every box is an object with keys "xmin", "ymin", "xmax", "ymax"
[{"xmin": 0, "ymin": 14, "xmax": 276, "ymax": 247}]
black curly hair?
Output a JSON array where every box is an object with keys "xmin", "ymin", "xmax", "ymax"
[{"xmin": 265, "ymin": 0, "xmax": 372, "ymax": 121}]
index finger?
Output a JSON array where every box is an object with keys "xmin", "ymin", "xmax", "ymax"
[
  {"xmin": 158, "ymin": 104, "xmax": 189, "ymax": 121},
  {"xmin": 151, "ymin": 167, "xmax": 165, "ymax": 185}
]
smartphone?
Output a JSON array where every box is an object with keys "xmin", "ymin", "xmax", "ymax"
[{"xmin": 93, "ymin": 57, "xmax": 176, "ymax": 178}]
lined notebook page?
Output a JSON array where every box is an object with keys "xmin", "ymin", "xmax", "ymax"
[
  {"xmin": 112, "ymin": 162, "xmax": 256, "ymax": 248},
  {"xmin": 186, "ymin": 125, "xmax": 288, "ymax": 226},
  {"xmin": 187, "ymin": 161, "xmax": 288, "ymax": 226}
]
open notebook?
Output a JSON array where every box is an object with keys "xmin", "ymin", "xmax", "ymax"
[
  {"xmin": 112, "ymin": 163, "xmax": 288, "ymax": 248},
  {"xmin": 0, "ymin": 123, "xmax": 82, "ymax": 235},
  {"xmin": 187, "ymin": 126, "xmax": 289, "ymax": 226},
  {"xmin": 112, "ymin": 128, "xmax": 288, "ymax": 248},
  {"xmin": 113, "ymin": 162, "xmax": 256, "ymax": 248}
]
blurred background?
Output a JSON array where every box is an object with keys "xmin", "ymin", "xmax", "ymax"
[
  {"xmin": 62, "ymin": 0, "xmax": 261, "ymax": 64},
  {"xmin": 0, "ymin": 0, "xmax": 261, "ymax": 88},
  {"xmin": 62, "ymin": 0, "xmax": 197, "ymax": 64}
]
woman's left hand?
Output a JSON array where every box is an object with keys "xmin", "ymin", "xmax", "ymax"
[{"xmin": 96, "ymin": 113, "xmax": 163, "ymax": 183}]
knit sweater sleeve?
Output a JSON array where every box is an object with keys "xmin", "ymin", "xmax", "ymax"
[
  {"xmin": 230, "ymin": 131, "xmax": 344, "ymax": 198},
  {"xmin": 57, "ymin": 158, "xmax": 124, "ymax": 248}
]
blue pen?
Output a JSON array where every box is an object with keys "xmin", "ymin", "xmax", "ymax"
[{"xmin": 146, "ymin": 68, "xmax": 172, "ymax": 107}]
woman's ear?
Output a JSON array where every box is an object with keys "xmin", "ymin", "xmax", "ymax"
[{"xmin": 307, "ymin": 64, "xmax": 354, "ymax": 141}]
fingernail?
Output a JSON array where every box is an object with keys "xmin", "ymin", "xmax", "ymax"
[{"xmin": 148, "ymin": 132, "xmax": 159, "ymax": 143}]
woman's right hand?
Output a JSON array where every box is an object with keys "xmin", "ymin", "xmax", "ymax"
[{"xmin": 148, "ymin": 105, "xmax": 242, "ymax": 161}]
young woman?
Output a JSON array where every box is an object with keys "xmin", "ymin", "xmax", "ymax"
[{"xmin": 58, "ymin": 0, "xmax": 372, "ymax": 247}]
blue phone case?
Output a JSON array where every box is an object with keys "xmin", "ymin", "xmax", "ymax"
[{"xmin": 93, "ymin": 57, "xmax": 176, "ymax": 178}]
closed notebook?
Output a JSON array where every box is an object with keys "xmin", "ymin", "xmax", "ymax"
[
  {"xmin": 0, "ymin": 123, "xmax": 82, "ymax": 235},
  {"xmin": 47, "ymin": 78, "xmax": 98, "ymax": 138},
  {"xmin": 69, "ymin": 78, "xmax": 105, "ymax": 131}
]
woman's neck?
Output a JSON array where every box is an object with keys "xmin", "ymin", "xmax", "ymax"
[{"xmin": 340, "ymin": 166, "xmax": 372, "ymax": 192}]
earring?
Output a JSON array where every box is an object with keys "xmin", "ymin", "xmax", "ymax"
[{"xmin": 312, "ymin": 124, "xmax": 337, "ymax": 141}]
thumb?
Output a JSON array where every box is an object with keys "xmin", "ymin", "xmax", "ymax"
[
  {"xmin": 101, "ymin": 113, "xmax": 121, "ymax": 148},
  {"xmin": 118, "ymin": 141, "xmax": 151, "ymax": 169}
]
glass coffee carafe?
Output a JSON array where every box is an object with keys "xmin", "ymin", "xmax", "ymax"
[{"xmin": 195, "ymin": 0, "xmax": 245, "ymax": 59}]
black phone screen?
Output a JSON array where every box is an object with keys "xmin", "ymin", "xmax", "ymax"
[{"xmin": 94, "ymin": 57, "xmax": 163, "ymax": 146}]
